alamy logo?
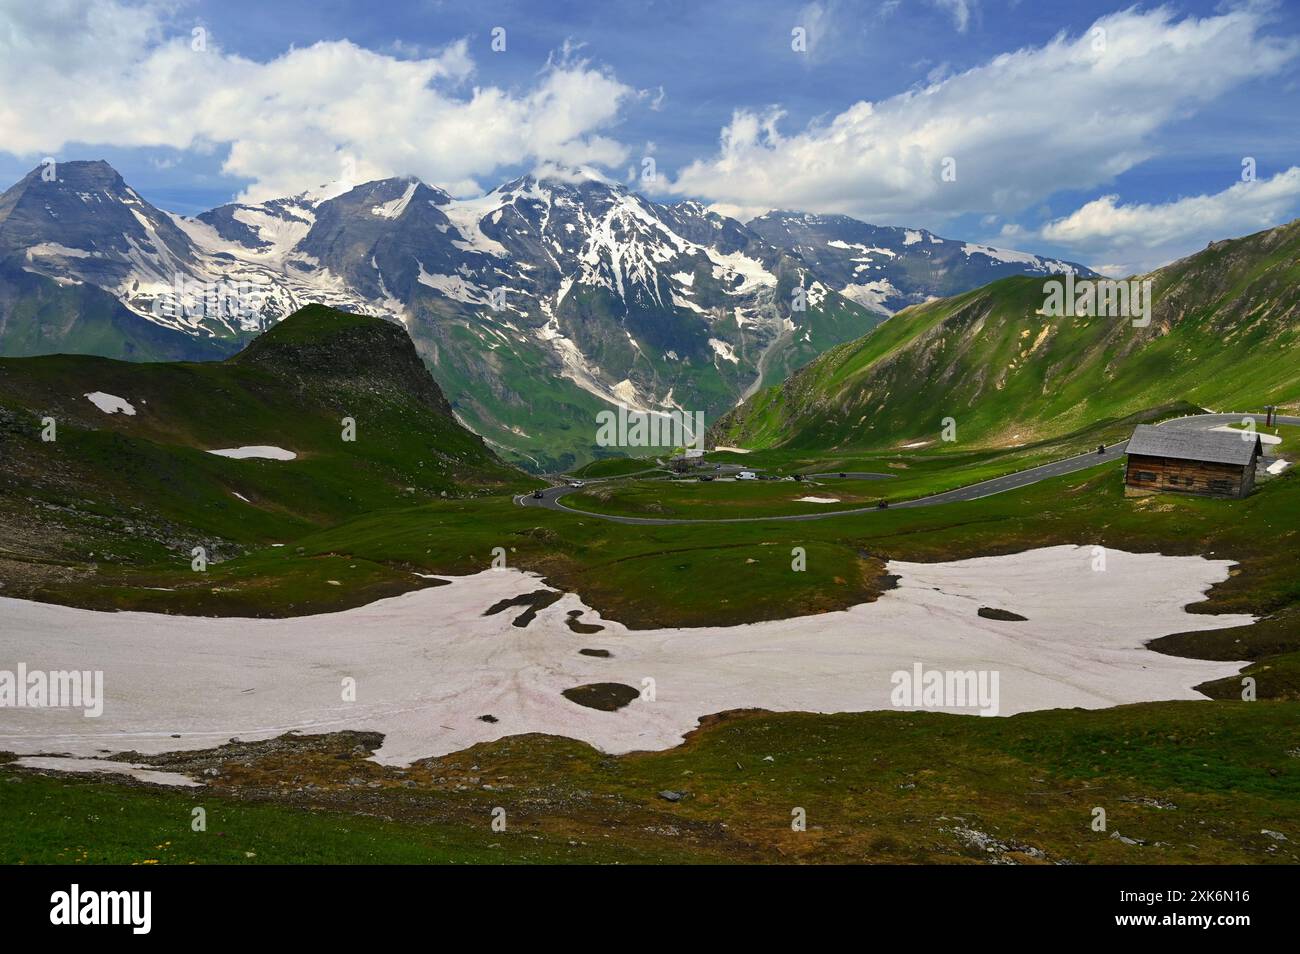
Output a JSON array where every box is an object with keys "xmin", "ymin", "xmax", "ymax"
[
  {"xmin": 595, "ymin": 405, "xmax": 705, "ymax": 451},
  {"xmin": 150, "ymin": 275, "xmax": 268, "ymax": 331},
  {"xmin": 1041, "ymin": 273, "xmax": 1153, "ymax": 328},
  {"xmin": 890, "ymin": 663, "xmax": 1000, "ymax": 716},
  {"xmin": 50, "ymin": 885, "xmax": 151, "ymax": 934},
  {"xmin": 0, "ymin": 664, "xmax": 103, "ymax": 717}
]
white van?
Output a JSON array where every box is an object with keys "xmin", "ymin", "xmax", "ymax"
[{"xmin": 736, "ymin": 471, "xmax": 758, "ymax": 480}]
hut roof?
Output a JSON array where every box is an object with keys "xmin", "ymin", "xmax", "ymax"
[{"xmin": 1126, "ymin": 424, "xmax": 1260, "ymax": 466}]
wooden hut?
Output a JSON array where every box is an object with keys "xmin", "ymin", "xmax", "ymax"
[{"xmin": 1124, "ymin": 424, "xmax": 1261, "ymax": 498}]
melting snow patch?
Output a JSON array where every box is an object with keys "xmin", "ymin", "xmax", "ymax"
[
  {"xmin": 707, "ymin": 249, "xmax": 777, "ymax": 294},
  {"xmin": 11, "ymin": 756, "xmax": 201, "ymax": 788},
  {"xmin": 370, "ymin": 181, "xmax": 419, "ymax": 219},
  {"xmin": 441, "ymin": 193, "xmax": 510, "ymax": 257},
  {"xmin": 417, "ymin": 265, "xmax": 487, "ymax": 304},
  {"xmin": 27, "ymin": 242, "xmax": 97, "ymax": 260},
  {"xmin": 0, "ymin": 546, "xmax": 1254, "ymax": 765},
  {"xmin": 709, "ymin": 338, "xmax": 740, "ymax": 364},
  {"xmin": 1211, "ymin": 426, "xmax": 1282, "ymax": 445},
  {"xmin": 84, "ymin": 392, "xmax": 135, "ymax": 416},
  {"xmin": 840, "ymin": 280, "xmax": 899, "ymax": 314},
  {"xmin": 961, "ymin": 243, "xmax": 1044, "ymax": 267},
  {"xmin": 207, "ymin": 446, "xmax": 297, "ymax": 461}
]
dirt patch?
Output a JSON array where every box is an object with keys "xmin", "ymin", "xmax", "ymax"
[
  {"xmin": 579, "ymin": 648, "xmax": 612, "ymax": 658},
  {"xmin": 566, "ymin": 609, "xmax": 605, "ymax": 634},
  {"xmin": 561, "ymin": 682, "xmax": 640, "ymax": 712},
  {"xmin": 483, "ymin": 589, "xmax": 563, "ymax": 627},
  {"xmin": 978, "ymin": 606, "xmax": 1028, "ymax": 622}
]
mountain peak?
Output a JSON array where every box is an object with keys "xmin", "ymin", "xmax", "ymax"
[
  {"xmin": 6, "ymin": 159, "xmax": 127, "ymax": 198},
  {"xmin": 751, "ymin": 209, "xmax": 858, "ymax": 227},
  {"xmin": 500, "ymin": 165, "xmax": 621, "ymax": 195},
  {"xmin": 0, "ymin": 158, "xmax": 197, "ymax": 293},
  {"xmin": 294, "ymin": 174, "xmax": 432, "ymax": 206}
]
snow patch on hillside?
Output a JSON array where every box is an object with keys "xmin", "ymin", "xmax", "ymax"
[
  {"xmin": 709, "ymin": 338, "xmax": 739, "ymax": 363},
  {"xmin": 207, "ymin": 446, "xmax": 297, "ymax": 460},
  {"xmin": 708, "ymin": 249, "xmax": 777, "ymax": 294},
  {"xmin": 417, "ymin": 264, "xmax": 488, "ymax": 305},
  {"xmin": 840, "ymin": 279, "xmax": 900, "ymax": 314},
  {"xmin": 84, "ymin": 392, "xmax": 135, "ymax": 415},
  {"xmin": 370, "ymin": 181, "xmax": 419, "ymax": 220},
  {"xmin": 442, "ymin": 194, "xmax": 510, "ymax": 256}
]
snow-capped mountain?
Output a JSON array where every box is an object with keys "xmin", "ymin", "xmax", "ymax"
[
  {"xmin": 0, "ymin": 161, "xmax": 209, "ymax": 321},
  {"xmin": 0, "ymin": 161, "xmax": 381, "ymax": 338},
  {"xmin": 0, "ymin": 160, "xmax": 1092, "ymax": 470},
  {"xmin": 747, "ymin": 211, "xmax": 1095, "ymax": 315}
]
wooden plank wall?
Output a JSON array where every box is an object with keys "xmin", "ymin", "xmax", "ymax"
[{"xmin": 1124, "ymin": 454, "xmax": 1249, "ymax": 498}]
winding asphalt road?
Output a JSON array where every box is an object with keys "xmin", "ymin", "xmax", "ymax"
[{"xmin": 515, "ymin": 412, "xmax": 1297, "ymax": 526}]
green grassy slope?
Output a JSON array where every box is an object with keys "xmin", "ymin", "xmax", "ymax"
[
  {"xmin": 4, "ymin": 697, "xmax": 1296, "ymax": 865},
  {"xmin": 0, "ymin": 304, "xmax": 529, "ymax": 603},
  {"xmin": 714, "ymin": 219, "xmax": 1300, "ymax": 452},
  {"xmin": 0, "ymin": 260, "xmax": 238, "ymax": 362}
]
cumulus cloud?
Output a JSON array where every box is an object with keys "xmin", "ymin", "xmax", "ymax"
[
  {"xmin": 665, "ymin": 6, "xmax": 1299, "ymax": 230},
  {"xmin": 0, "ymin": 0, "xmax": 635, "ymax": 200},
  {"xmin": 1038, "ymin": 167, "xmax": 1300, "ymax": 274}
]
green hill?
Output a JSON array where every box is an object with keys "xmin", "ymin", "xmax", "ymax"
[
  {"xmin": 712, "ymin": 219, "xmax": 1300, "ymax": 452},
  {"xmin": 0, "ymin": 304, "xmax": 527, "ymax": 596}
]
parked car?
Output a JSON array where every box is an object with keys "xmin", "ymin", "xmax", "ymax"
[
  {"xmin": 569, "ymin": 480, "xmax": 585, "ymax": 488},
  {"xmin": 792, "ymin": 473, "xmax": 804, "ymax": 482},
  {"xmin": 736, "ymin": 471, "xmax": 758, "ymax": 480},
  {"xmin": 698, "ymin": 474, "xmax": 714, "ymax": 482}
]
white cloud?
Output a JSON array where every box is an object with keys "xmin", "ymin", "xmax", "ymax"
[
  {"xmin": 1039, "ymin": 167, "xmax": 1300, "ymax": 274},
  {"xmin": 706, "ymin": 202, "xmax": 774, "ymax": 223},
  {"xmin": 929, "ymin": 0, "xmax": 975, "ymax": 34},
  {"xmin": 794, "ymin": 1, "xmax": 835, "ymax": 60},
  {"xmin": 0, "ymin": 0, "xmax": 635, "ymax": 200},
  {"xmin": 666, "ymin": 7, "xmax": 1299, "ymax": 229}
]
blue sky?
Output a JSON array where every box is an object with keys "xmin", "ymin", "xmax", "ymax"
[{"xmin": 3, "ymin": 0, "xmax": 1300, "ymax": 272}]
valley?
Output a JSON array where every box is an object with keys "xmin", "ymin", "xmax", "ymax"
[
  {"xmin": 2, "ymin": 271, "xmax": 1299, "ymax": 867},
  {"xmin": 2, "ymin": 187, "xmax": 1299, "ymax": 872},
  {"xmin": 7, "ymin": 0, "xmax": 1300, "ymax": 916}
]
